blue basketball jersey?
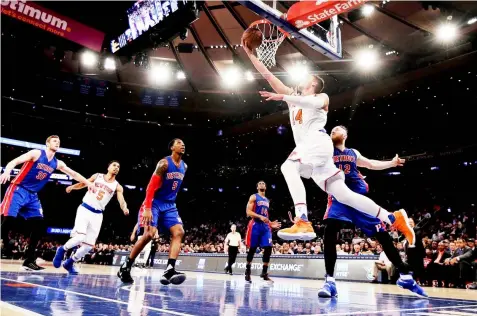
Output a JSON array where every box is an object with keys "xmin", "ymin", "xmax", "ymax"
[
  {"xmin": 154, "ymin": 156, "xmax": 186, "ymax": 203},
  {"xmin": 333, "ymin": 147, "xmax": 368, "ymax": 194},
  {"xmin": 253, "ymin": 193, "xmax": 270, "ymax": 221},
  {"xmin": 12, "ymin": 150, "xmax": 57, "ymax": 193}
]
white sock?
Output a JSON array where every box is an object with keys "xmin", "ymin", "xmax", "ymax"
[
  {"xmin": 64, "ymin": 234, "xmax": 85, "ymax": 250},
  {"xmin": 72, "ymin": 245, "xmax": 92, "ymax": 262},
  {"xmin": 295, "ymin": 204, "xmax": 308, "ymax": 221},
  {"xmin": 281, "ymin": 160, "xmax": 308, "ymax": 220},
  {"xmin": 143, "ymin": 241, "xmax": 152, "ymax": 263},
  {"xmin": 322, "ymin": 177, "xmax": 392, "ymax": 224}
]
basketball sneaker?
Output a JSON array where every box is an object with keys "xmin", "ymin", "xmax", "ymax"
[
  {"xmin": 390, "ymin": 209, "xmax": 415, "ymax": 247},
  {"xmin": 160, "ymin": 267, "xmax": 186, "ymax": 285},
  {"xmin": 62, "ymin": 258, "xmax": 79, "ymax": 275},
  {"xmin": 260, "ymin": 273, "xmax": 273, "ymax": 283},
  {"xmin": 21, "ymin": 260, "xmax": 45, "ymax": 271},
  {"xmin": 117, "ymin": 262, "xmax": 134, "ymax": 284},
  {"xmin": 397, "ymin": 274, "xmax": 428, "ymax": 298},
  {"xmin": 318, "ymin": 275, "xmax": 338, "ymax": 298},
  {"xmin": 53, "ymin": 246, "xmax": 66, "ymax": 268},
  {"xmin": 277, "ymin": 216, "xmax": 316, "ymax": 241}
]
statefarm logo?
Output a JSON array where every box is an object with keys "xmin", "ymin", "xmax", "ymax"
[
  {"xmin": 298, "ymin": 0, "xmax": 365, "ymax": 26},
  {"xmin": 1, "ymin": 0, "xmax": 71, "ymax": 36}
]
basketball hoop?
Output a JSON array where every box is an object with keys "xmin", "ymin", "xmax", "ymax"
[{"xmin": 249, "ymin": 19, "xmax": 289, "ymax": 68}]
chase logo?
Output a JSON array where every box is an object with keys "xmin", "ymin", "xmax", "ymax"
[{"xmin": 197, "ymin": 258, "xmax": 206, "ymax": 270}]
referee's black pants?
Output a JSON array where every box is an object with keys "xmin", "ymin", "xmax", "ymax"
[{"xmin": 227, "ymin": 246, "xmax": 239, "ymax": 272}]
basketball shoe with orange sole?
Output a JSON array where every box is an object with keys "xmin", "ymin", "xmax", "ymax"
[
  {"xmin": 391, "ymin": 209, "xmax": 416, "ymax": 247},
  {"xmin": 277, "ymin": 213, "xmax": 317, "ymax": 241}
]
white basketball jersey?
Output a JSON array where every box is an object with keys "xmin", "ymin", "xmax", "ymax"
[
  {"xmin": 82, "ymin": 174, "xmax": 118, "ymax": 211},
  {"xmin": 287, "ymin": 94, "xmax": 328, "ymax": 145}
]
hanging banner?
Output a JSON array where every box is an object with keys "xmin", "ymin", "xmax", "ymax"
[
  {"xmin": 1, "ymin": 0, "xmax": 105, "ymax": 52},
  {"xmin": 286, "ymin": 0, "xmax": 367, "ymax": 29}
]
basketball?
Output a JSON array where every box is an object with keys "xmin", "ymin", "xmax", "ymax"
[{"xmin": 242, "ymin": 28, "xmax": 262, "ymax": 51}]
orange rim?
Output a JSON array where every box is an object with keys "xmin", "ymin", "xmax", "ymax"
[{"xmin": 249, "ymin": 19, "xmax": 290, "ymax": 38}]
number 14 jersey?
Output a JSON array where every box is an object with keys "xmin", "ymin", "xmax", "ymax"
[{"xmin": 82, "ymin": 174, "xmax": 118, "ymax": 211}]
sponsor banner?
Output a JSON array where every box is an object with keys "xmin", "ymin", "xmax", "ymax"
[
  {"xmin": 286, "ymin": 0, "xmax": 367, "ymax": 29},
  {"xmin": 112, "ymin": 252, "xmax": 376, "ymax": 282},
  {"xmin": 1, "ymin": 0, "xmax": 105, "ymax": 52},
  {"xmin": 47, "ymin": 227, "xmax": 73, "ymax": 235}
]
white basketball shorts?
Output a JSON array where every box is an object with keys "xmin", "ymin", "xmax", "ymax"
[
  {"xmin": 70, "ymin": 205, "xmax": 103, "ymax": 246},
  {"xmin": 287, "ymin": 131, "xmax": 342, "ymax": 189}
]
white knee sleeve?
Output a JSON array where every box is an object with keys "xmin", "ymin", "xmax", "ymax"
[
  {"xmin": 72, "ymin": 245, "xmax": 92, "ymax": 262},
  {"xmin": 64, "ymin": 234, "xmax": 86, "ymax": 250}
]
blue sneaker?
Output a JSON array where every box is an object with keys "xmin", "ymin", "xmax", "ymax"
[
  {"xmin": 62, "ymin": 258, "xmax": 79, "ymax": 275},
  {"xmin": 318, "ymin": 275, "xmax": 338, "ymax": 298},
  {"xmin": 53, "ymin": 246, "xmax": 66, "ymax": 268},
  {"xmin": 397, "ymin": 274, "xmax": 428, "ymax": 298}
]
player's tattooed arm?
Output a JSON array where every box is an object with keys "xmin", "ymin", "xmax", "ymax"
[
  {"xmin": 66, "ymin": 173, "xmax": 98, "ymax": 193},
  {"xmin": 116, "ymin": 184, "xmax": 129, "ymax": 215},
  {"xmin": 246, "ymin": 194, "xmax": 269, "ymax": 223},
  {"xmin": 0, "ymin": 150, "xmax": 41, "ymax": 184},
  {"xmin": 154, "ymin": 159, "xmax": 169, "ymax": 177}
]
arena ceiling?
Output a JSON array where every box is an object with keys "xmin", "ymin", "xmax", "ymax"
[{"xmin": 7, "ymin": 1, "xmax": 477, "ymax": 99}]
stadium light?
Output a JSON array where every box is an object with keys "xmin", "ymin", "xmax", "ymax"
[
  {"xmin": 177, "ymin": 70, "xmax": 186, "ymax": 80},
  {"xmin": 150, "ymin": 63, "xmax": 171, "ymax": 84},
  {"xmin": 222, "ymin": 67, "xmax": 241, "ymax": 87},
  {"xmin": 468, "ymin": 17, "xmax": 477, "ymax": 25},
  {"xmin": 436, "ymin": 23, "xmax": 457, "ymax": 43},
  {"xmin": 356, "ymin": 49, "xmax": 379, "ymax": 71},
  {"xmin": 104, "ymin": 57, "xmax": 116, "ymax": 71},
  {"xmin": 245, "ymin": 70, "xmax": 254, "ymax": 81},
  {"xmin": 362, "ymin": 4, "xmax": 374, "ymax": 17},
  {"xmin": 81, "ymin": 51, "xmax": 97, "ymax": 67},
  {"xmin": 288, "ymin": 64, "xmax": 309, "ymax": 83}
]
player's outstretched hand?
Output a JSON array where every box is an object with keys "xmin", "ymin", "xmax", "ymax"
[
  {"xmin": 0, "ymin": 172, "xmax": 11, "ymax": 184},
  {"xmin": 66, "ymin": 186, "xmax": 73, "ymax": 193},
  {"xmin": 259, "ymin": 91, "xmax": 284, "ymax": 101},
  {"xmin": 392, "ymin": 154, "xmax": 405, "ymax": 167},
  {"xmin": 123, "ymin": 208, "xmax": 130, "ymax": 216},
  {"xmin": 270, "ymin": 220, "xmax": 281, "ymax": 230},
  {"xmin": 142, "ymin": 208, "xmax": 153, "ymax": 226}
]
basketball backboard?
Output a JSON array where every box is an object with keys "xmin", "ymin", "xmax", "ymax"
[{"xmin": 236, "ymin": 0, "xmax": 343, "ymax": 60}]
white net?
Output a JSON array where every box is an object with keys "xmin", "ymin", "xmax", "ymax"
[{"xmin": 252, "ymin": 22, "xmax": 287, "ymax": 69}]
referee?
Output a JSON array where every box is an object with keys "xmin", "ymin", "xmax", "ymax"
[{"xmin": 224, "ymin": 224, "xmax": 241, "ymax": 275}]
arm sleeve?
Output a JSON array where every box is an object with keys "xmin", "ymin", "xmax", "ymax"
[
  {"xmin": 283, "ymin": 94, "xmax": 326, "ymax": 109},
  {"xmin": 144, "ymin": 174, "xmax": 162, "ymax": 208},
  {"xmin": 459, "ymin": 248, "xmax": 476, "ymax": 261}
]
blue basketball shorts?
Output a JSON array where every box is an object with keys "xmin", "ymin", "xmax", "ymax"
[
  {"xmin": 246, "ymin": 220, "xmax": 272, "ymax": 248},
  {"xmin": 1, "ymin": 184, "xmax": 43, "ymax": 219},
  {"xmin": 324, "ymin": 190, "xmax": 386, "ymax": 237},
  {"xmin": 138, "ymin": 200, "xmax": 183, "ymax": 233}
]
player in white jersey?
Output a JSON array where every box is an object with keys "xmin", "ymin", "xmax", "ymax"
[
  {"xmin": 52, "ymin": 161, "xmax": 129, "ymax": 274},
  {"xmin": 243, "ymin": 41, "xmax": 415, "ymax": 246}
]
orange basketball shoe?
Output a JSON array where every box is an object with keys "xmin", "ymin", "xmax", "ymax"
[
  {"xmin": 391, "ymin": 209, "xmax": 416, "ymax": 247},
  {"xmin": 277, "ymin": 213, "xmax": 317, "ymax": 241}
]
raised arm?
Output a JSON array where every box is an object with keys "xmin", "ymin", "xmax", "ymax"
[
  {"xmin": 357, "ymin": 153, "xmax": 405, "ymax": 170},
  {"xmin": 260, "ymin": 91, "xmax": 329, "ymax": 109},
  {"xmin": 56, "ymin": 160, "xmax": 95, "ymax": 191},
  {"xmin": 242, "ymin": 43, "xmax": 293, "ymax": 95},
  {"xmin": 116, "ymin": 184, "xmax": 129, "ymax": 215},
  {"xmin": 0, "ymin": 150, "xmax": 41, "ymax": 184},
  {"xmin": 66, "ymin": 173, "xmax": 98, "ymax": 193}
]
